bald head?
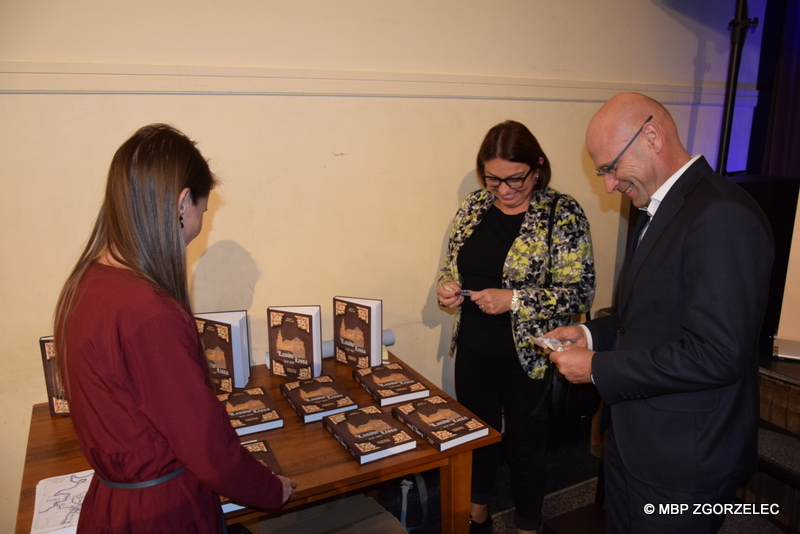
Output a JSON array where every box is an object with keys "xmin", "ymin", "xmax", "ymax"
[{"xmin": 586, "ymin": 92, "xmax": 691, "ymax": 207}]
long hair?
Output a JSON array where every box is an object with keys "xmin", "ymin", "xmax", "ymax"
[
  {"xmin": 476, "ymin": 120, "xmax": 552, "ymax": 191},
  {"xmin": 54, "ymin": 124, "xmax": 216, "ymax": 363}
]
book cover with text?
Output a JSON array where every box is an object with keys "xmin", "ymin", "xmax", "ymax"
[
  {"xmin": 267, "ymin": 306, "xmax": 322, "ymax": 379},
  {"xmin": 392, "ymin": 396, "xmax": 489, "ymax": 451},
  {"xmin": 196, "ymin": 310, "xmax": 250, "ymax": 388},
  {"xmin": 333, "ymin": 296, "xmax": 383, "ymax": 368},
  {"xmin": 353, "ymin": 362, "xmax": 429, "ymax": 406},
  {"xmin": 323, "ymin": 405, "xmax": 416, "ymax": 464},
  {"xmin": 218, "ymin": 387, "xmax": 284, "ymax": 435},
  {"xmin": 196, "ymin": 317, "xmax": 234, "ymax": 394},
  {"xmin": 39, "ymin": 335, "xmax": 69, "ymax": 416},
  {"xmin": 280, "ymin": 375, "xmax": 357, "ymax": 423}
]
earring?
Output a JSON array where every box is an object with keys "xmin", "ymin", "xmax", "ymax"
[{"xmin": 179, "ymin": 215, "xmax": 184, "ymax": 229}]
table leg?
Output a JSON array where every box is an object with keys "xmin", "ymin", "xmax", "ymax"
[{"xmin": 439, "ymin": 450, "xmax": 472, "ymax": 534}]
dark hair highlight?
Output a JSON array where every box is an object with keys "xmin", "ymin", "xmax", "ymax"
[{"xmin": 476, "ymin": 120, "xmax": 551, "ymax": 191}]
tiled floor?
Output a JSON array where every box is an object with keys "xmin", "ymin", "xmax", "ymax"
[
  {"xmin": 374, "ymin": 420, "xmax": 601, "ymax": 533},
  {"xmin": 232, "ymin": 480, "xmax": 788, "ymax": 534},
  {"xmin": 492, "ymin": 478, "xmax": 601, "ymax": 533},
  {"xmin": 491, "ymin": 478, "xmax": 787, "ymax": 534}
]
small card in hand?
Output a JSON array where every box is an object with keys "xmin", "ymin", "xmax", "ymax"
[{"xmin": 531, "ymin": 336, "xmax": 564, "ymax": 352}]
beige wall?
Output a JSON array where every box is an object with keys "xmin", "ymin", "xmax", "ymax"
[
  {"xmin": 779, "ymin": 208, "xmax": 800, "ymax": 341},
  {"xmin": 1, "ymin": 1, "xmax": 767, "ymax": 530}
]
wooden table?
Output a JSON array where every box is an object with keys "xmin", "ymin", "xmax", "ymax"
[{"xmin": 16, "ymin": 354, "xmax": 500, "ymax": 533}]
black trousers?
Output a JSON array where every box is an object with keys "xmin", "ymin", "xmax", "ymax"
[
  {"xmin": 454, "ymin": 343, "xmax": 548, "ymax": 531},
  {"xmin": 604, "ymin": 425, "xmax": 742, "ymax": 533}
]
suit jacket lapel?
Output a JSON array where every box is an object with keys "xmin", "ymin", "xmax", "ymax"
[{"xmin": 617, "ymin": 157, "xmax": 712, "ymax": 311}]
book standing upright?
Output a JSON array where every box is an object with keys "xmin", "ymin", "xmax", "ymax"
[
  {"xmin": 332, "ymin": 296, "xmax": 383, "ymax": 368},
  {"xmin": 39, "ymin": 335, "xmax": 69, "ymax": 416},
  {"xmin": 267, "ymin": 305, "xmax": 323, "ymax": 379},
  {"xmin": 195, "ymin": 316, "xmax": 236, "ymax": 394},
  {"xmin": 196, "ymin": 310, "xmax": 251, "ymax": 388}
]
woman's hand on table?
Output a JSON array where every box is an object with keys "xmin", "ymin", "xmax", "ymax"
[{"xmin": 278, "ymin": 475, "xmax": 298, "ymax": 504}]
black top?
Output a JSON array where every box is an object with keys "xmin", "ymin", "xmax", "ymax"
[{"xmin": 457, "ymin": 204, "xmax": 525, "ymax": 353}]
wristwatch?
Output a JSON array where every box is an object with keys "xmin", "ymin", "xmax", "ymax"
[{"xmin": 510, "ymin": 290, "xmax": 520, "ymax": 312}]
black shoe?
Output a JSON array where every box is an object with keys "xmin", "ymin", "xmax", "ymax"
[{"xmin": 469, "ymin": 514, "xmax": 493, "ymax": 534}]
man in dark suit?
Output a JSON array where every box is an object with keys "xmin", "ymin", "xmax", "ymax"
[{"xmin": 547, "ymin": 92, "xmax": 774, "ymax": 533}]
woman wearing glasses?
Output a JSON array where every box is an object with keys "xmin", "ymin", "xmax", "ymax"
[{"xmin": 436, "ymin": 120, "xmax": 595, "ymax": 534}]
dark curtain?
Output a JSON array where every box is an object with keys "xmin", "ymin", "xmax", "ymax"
[{"xmin": 753, "ymin": 0, "xmax": 800, "ymax": 178}]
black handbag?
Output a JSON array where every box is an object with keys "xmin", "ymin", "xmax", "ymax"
[
  {"xmin": 533, "ymin": 361, "xmax": 601, "ymax": 425},
  {"xmin": 531, "ymin": 194, "xmax": 601, "ymax": 425}
]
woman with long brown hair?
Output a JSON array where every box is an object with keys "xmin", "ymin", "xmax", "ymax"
[{"xmin": 55, "ymin": 124, "xmax": 295, "ymax": 533}]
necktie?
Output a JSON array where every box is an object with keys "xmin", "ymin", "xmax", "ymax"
[
  {"xmin": 637, "ymin": 211, "xmax": 652, "ymax": 247},
  {"xmin": 629, "ymin": 208, "xmax": 652, "ymax": 251}
]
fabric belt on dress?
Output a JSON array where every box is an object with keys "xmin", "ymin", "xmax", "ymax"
[{"xmin": 98, "ymin": 466, "xmax": 186, "ymax": 489}]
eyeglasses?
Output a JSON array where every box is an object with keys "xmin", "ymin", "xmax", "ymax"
[
  {"xmin": 483, "ymin": 168, "xmax": 533, "ymax": 190},
  {"xmin": 595, "ymin": 115, "xmax": 653, "ymax": 177}
]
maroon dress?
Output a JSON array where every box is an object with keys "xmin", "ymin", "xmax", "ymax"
[{"xmin": 62, "ymin": 263, "xmax": 284, "ymax": 533}]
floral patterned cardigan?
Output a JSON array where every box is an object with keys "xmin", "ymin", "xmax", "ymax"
[{"xmin": 438, "ymin": 187, "xmax": 596, "ymax": 379}]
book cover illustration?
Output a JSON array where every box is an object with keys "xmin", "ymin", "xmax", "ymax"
[
  {"xmin": 221, "ymin": 439, "xmax": 284, "ymax": 513},
  {"xmin": 332, "ymin": 296, "xmax": 383, "ymax": 368},
  {"xmin": 39, "ymin": 335, "xmax": 70, "ymax": 417},
  {"xmin": 392, "ymin": 395, "xmax": 489, "ymax": 451},
  {"xmin": 196, "ymin": 317, "xmax": 234, "ymax": 394},
  {"xmin": 323, "ymin": 405, "xmax": 416, "ymax": 464},
  {"xmin": 218, "ymin": 387, "xmax": 284, "ymax": 435},
  {"xmin": 353, "ymin": 362, "xmax": 429, "ymax": 406},
  {"xmin": 196, "ymin": 310, "xmax": 250, "ymax": 388},
  {"xmin": 280, "ymin": 375, "xmax": 357, "ymax": 423},
  {"xmin": 267, "ymin": 306, "xmax": 322, "ymax": 379}
]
